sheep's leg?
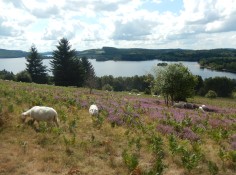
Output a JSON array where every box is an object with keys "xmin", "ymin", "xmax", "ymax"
[
  {"xmin": 53, "ymin": 116, "xmax": 59, "ymax": 127},
  {"xmin": 52, "ymin": 120, "xmax": 59, "ymax": 127},
  {"xmin": 30, "ymin": 119, "xmax": 40, "ymax": 131}
]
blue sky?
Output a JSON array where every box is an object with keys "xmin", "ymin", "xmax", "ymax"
[
  {"xmin": 0, "ymin": 0, "xmax": 236, "ymax": 52},
  {"xmin": 141, "ymin": 0, "xmax": 183, "ymax": 13}
]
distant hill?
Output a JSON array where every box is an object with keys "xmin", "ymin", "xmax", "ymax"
[
  {"xmin": 1, "ymin": 47, "xmax": 236, "ymax": 62},
  {"xmin": 0, "ymin": 49, "xmax": 53, "ymax": 59},
  {"xmin": 0, "ymin": 49, "xmax": 28, "ymax": 58},
  {"xmin": 77, "ymin": 47, "xmax": 236, "ymax": 62}
]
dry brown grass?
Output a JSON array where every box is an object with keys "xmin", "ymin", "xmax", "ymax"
[{"xmin": 0, "ymin": 107, "xmax": 130, "ymax": 174}]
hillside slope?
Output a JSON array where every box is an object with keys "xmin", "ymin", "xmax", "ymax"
[{"xmin": 0, "ymin": 80, "xmax": 235, "ymax": 174}]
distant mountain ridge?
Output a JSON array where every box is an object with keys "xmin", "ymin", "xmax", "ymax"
[{"xmin": 1, "ymin": 47, "xmax": 236, "ymax": 62}]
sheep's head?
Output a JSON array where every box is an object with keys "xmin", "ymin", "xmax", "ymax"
[{"xmin": 21, "ymin": 112, "xmax": 27, "ymax": 122}]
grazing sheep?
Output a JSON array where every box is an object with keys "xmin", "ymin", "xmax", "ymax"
[
  {"xmin": 21, "ymin": 106, "xmax": 59, "ymax": 127},
  {"xmin": 199, "ymin": 105, "xmax": 216, "ymax": 112},
  {"xmin": 199, "ymin": 106, "xmax": 205, "ymax": 112},
  {"xmin": 199, "ymin": 104, "xmax": 215, "ymax": 112},
  {"xmin": 173, "ymin": 102, "xmax": 185, "ymax": 109},
  {"xmin": 173, "ymin": 102, "xmax": 199, "ymax": 109},
  {"xmin": 89, "ymin": 104, "xmax": 99, "ymax": 116}
]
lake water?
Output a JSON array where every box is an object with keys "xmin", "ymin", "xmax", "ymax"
[{"xmin": 0, "ymin": 57, "xmax": 235, "ymax": 79}]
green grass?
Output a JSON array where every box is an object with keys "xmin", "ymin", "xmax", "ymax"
[{"xmin": 0, "ymin": 79, "xmax": 235, "ymax": 175}]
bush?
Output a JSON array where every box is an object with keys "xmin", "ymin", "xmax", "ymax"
[
  {"xmin": 16, "ymin": 70, "xmax": 32, "ymax": 83},
  {"xmin": 131, "ymin": 89, "xmax": 139, "ymax": 94},
  {"xmin": 205, "ymin": 90, "xmax": 217, "ymax": 99},
  {"xmin": 102, "ymin": 84, "xmax": 113, "ymax": 91},
  {"xmin": 0, "ymin": 69, "xmax": 15, "ymax": 80},
  {"xmin": 144, "ymin": 88, "xmax": 151, "ymax": 95},
  {"xmin": 204, "ymin": 77, "xmax": 234, "ymax": 97}
]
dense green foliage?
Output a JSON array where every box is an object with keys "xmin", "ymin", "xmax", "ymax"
[
  {"xmin": 81, "ymin": 57, "xmax": 97, "ymax": 93},
  {"xmin": 50, "ymin": 38, "xmax": 96, "ymax": 87},
  {"xmin": 26, "ymin": 45, "xmax": 48, "ymax": 84},
  {"xmin": 205, "ymin": 90, "xmax": 218, "ymax": 99},
  {"xmin": 199, "ymin": 57, "xmax": 236, "ymax": 73},
  {"xmin": 203, "ymin": 77, "xmax": 235, "ymax": 97},
  {"xmin": 0, "ymin": 69, "xmax": 15, "ymax": 80},
  {"xmin": 15, "ymin": 70, "xmax": 32, "ymax": 82},
  {"xmin": 96, "ymin": 74, "xmax": 154, "ymax": 93},
  {"xmin": 51, "ymin": 38, "xmax": 77, "ymax": 86},
  {"xmin": 153, "ymin": 63, "xmax": 197, "ymax": 105}
]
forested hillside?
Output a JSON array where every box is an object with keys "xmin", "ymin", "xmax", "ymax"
[
  {"xmin": 2, "ymin": 47, "xmax": 236, "ymax": 62},
  {"xmin": 0, "ymin": 49, "xmax": 28, "ymax": 58},
  {"xmin": 199, "ymin": 57, "xmax": 236, "ymax": 73},
  {"xmin": 77, "ymin": 47, "xmax": 236, "ymax": 62}
]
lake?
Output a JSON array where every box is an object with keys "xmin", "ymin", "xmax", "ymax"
[{"xmin": 0, "ymin": 57, "xmax": 235, "ymax": 79}]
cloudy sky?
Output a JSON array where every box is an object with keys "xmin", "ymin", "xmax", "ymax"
[{"xmin": 1, "ymin": 0, "xmax": 236, "ymax": 52}]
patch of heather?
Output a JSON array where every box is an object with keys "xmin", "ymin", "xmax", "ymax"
[
  {"xmin": 107, "ymin": 112, "xmax": 124, "ymax": 126},
  {"xmin": 157, "ymin": 124, "xmax": 176, "ymax": 135},
  {"xmin": 81, "ymin": 100, "xmax": 88, "ymax": 108},
  {"xmin": 171, "ymin": 110, "xmax": 186, "ymax": 122},
  {"xmin": 231, "ymin": 142, "xmax": 236, "ymax": 151},
  {"xmin": 149, "ymin": 109, "xmax": 166, "ymax": 120},
  {"xmin": 178, "ymin": 127, "xmax": 200, "ymax": 142},
  {"xmin": 196, "ymin": 123, "xmax": 206, "ymax": 131},
  {"xmin": 208, "ymin": 118, "xmax": 234, "ymax": 129}
]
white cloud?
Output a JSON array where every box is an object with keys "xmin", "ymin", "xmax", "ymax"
[
  {"xmin": 0, "ymin": 0, "xmax": 236, "ymax": 51},
  {"xmin": 112, "ymin": 19, "xmax": 156, "ymax": 40}
]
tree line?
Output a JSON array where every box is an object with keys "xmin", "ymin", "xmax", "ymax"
[{"xmin": 199, "ymin": 57, "xmax": 236, "ymax": 73}]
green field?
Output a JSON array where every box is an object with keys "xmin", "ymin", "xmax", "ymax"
[{"xmin": 0, "ymin": 80, "xmax": 235, "ymax": 175}]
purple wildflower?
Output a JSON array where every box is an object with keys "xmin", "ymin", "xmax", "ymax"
[
  {"xmin": 231, "ymin": 141, "xmax": 236, "ymax": 151},
  {"xmin": 179, "ymin": 127, "xmax": 200, "ymax": 142},
  {"xmin": 157, "ymin": 124, "xmax": 176, "ymax": 135},
  {"xmin": 81, "ymin": 101, "xmax": 88, "ymax": 108},
  {"xmin": 107, "ymin": 113, "xmax": 124, "ymax": 126}
]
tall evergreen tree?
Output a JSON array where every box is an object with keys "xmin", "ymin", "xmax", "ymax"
[
  {"xmin": 50, "ymin": 38, "xmax": 83, "ymax": 86},
  {"xmin": 81, "ymin": 57, "xmax": 96, "ymax": 93},
  {"xmin": 26, "ymin": 45, "xmax": 48, "ymax": 84}
]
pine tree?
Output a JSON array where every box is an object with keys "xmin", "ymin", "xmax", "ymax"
[
  {"xmin": 26, "ymin": 45, "xmax": 48, "ymax": 84},
  {"xmin": 50, "ymin": 38, "xmax": 83, "ymax": 86},
  {"xmin": 81, "ymin": 57, "xmax": 96, "ymax": 93}
]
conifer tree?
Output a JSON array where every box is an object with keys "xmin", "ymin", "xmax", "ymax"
[
  {"xmin": 81, "ymin": 57, "xmax": 97, "ymax": 93},
  {"xmin": 50, "ymin": 38, "xmax": 83, "ymax": 86},
  {"xmin": 26, "ymin": 44, "xmax": 48, "ymax": 84}
]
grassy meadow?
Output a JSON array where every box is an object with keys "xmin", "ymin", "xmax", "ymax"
[{"xmin": 0, "ymin": 79, "xmax": 235, "ymax": 175}]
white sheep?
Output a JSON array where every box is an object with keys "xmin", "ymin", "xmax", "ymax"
[
  {"xmin": 89, "ymin": 104, "xmax": 99, "ymax": 116},
  {"xmin": 21, "ymin": 106, "xmax": 59, "ymax": 127},
  {"xmin": 199, "ymin": 106, "xmax": 205, "ymax": 112},
  {"xmin": 199, "ymin": 105, "xmax": 207, "ymax": 112}
]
